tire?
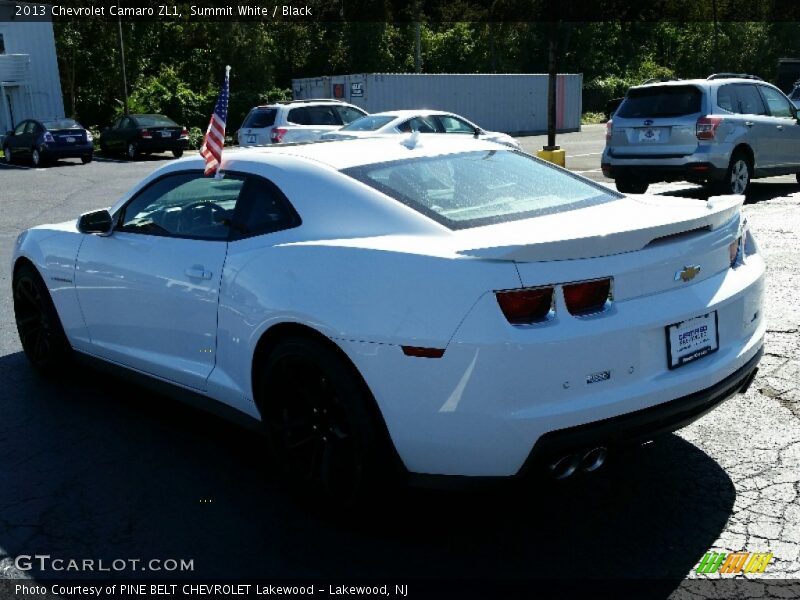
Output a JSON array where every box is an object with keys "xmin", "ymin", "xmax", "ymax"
[
  {"xmin": 126, "ymin": 142, "xmax": 138, "ymax": 160},
  {"xmin": 3, "ymin": 146, "xmax": 11, "ymax": 164},
  {"xmin": 31, "ymin": 148, "xmax": 43, "ymax": 167},
  {"xmin": 615, "ymin": 179, "xmax": 649, "ymax": 194},
  {"xmin": 717, "ymin": 152, "xmax": 751, "ymax": 195},
  {"xmin": 257, "ymin": 336, "xmax": 386, "ymax": 504},
  {"xmin": 81, "ymin": 154, "xmax": 93, "ymax": 164},
  {"xmin": 13, "ymin": 263, "xmax": 73, "ymax": 373},
  {"xmin": 172, "ymin": 149, "xmax": 184, "ymax": 158}
]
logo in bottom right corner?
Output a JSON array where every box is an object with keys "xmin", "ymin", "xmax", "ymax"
[{"xmin": 696, "ymin": 551, "xmax": 773, "ymax": 575}]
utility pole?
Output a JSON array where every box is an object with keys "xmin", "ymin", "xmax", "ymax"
[
  {"xmin": 117, "ymin": 14, "xmax": 129, "ymax": 115},
  {"xmin": 536, "ymin": 4, "xmax": 566, "ymax": 167}
]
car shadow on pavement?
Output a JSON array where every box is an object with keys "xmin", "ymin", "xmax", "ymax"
[
  {"xmin": 658, "ymin": 181, "xmax": 799, "ymax": 204},
  {"xmin": 0, "ymin": 351, "xmax": 733, "ymax": 595}
]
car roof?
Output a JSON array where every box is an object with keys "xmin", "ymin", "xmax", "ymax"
[
  {"xmin": 222, "ymin": 135, "xmax": 507, "ymax": 170},
  {"xmin": 369, "ymin": 109, "xmax": 454, "ymax": 118},
  {"xmin": 629, "ymin": 78, "xmax": 777, "ymax": 91},
  {"xmin": 255, "ymin": 100, "xmax": 361, "ymax": 109}
]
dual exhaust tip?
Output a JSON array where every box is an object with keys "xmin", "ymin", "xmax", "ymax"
[{"xmin": 548, "ymin": 447, "xmax": 608, "ymax": 480}]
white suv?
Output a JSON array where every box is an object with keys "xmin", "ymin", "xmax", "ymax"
[{"xmin": 237, "ymin": 99, "xmax": 367, "ymax": 146}]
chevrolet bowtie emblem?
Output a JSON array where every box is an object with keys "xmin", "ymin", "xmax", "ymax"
[{"xmin": 675, "ymin": 265, "xmax": 701, "ymax": 282}]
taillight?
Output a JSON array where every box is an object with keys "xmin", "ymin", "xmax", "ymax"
[
  {"xmin": 605, "ymin": 119, "xmax": 613, "ymax": 143},
  {"xmin": 43, "ymin": 131, "xmax": 55, "ymax": 143},
  {"xmin": 140, "ymin": 129, "xmax": 152, "ymax": 139},
  {"xmin": 401, "ymin": 346, "xmax": 445, "ymax": 358},
  {"xmin": 495, "ymin": 287, "xmax": 554, "ymax": 324},
  {"xmin": 563, "ymin": 278, "xmax": 612, "ymax": 316},
  {"xmin": 270, "ymin": 127, "xmax": 288, "ymax": 143},
  {"xmin": 696, "ymin": 116, "xmax": 722, "ymax": 140},
  {"xmin": 179, "ymin": 127, "xmax": 189, "ymax": 139}
]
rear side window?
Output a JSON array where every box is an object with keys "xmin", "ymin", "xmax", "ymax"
[
  {"xmin": 343, "ymin": 150, "xmax": 620, "ymax": 230},
  {"xmin": 617, "ymin": 86, "xmax": 702, "ymax": 118},
  {"xmin": 731, "ymin": 85, "xmax": 767, "ymax": 115},
  {"xmin": 287, "ymin": 106, "xmax": 340, "ymax": 126},
  {"xmin": 231, "ymin": 177, "xmax": 301, "ymax": 239},
  {"xmin": 242, "ymin": 108, "xmax": 277, "ymax": 129}
]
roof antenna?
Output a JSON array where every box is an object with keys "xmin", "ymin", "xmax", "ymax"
[{"xmin": 401, "ymin": 130, "xmax": 420, "ymax": 149}]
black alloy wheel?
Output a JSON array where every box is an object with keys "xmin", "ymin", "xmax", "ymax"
[
  {"xmin": 13, "ymin": 263, "xmax": 72, "ymax": 372},
  {"xmin": 258, "ymin": 337, "xmax": 385, "ymax": 504}
]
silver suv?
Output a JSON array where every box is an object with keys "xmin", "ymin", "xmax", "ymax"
[
  {"xmin": 237, "ymin": 99, "xmax": 367, "ymax": 146},
  {"xmin": 602, "ymin": 74, "xmax": 800, "ymax": 195}
]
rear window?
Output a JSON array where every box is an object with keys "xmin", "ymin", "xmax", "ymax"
[
  {"xmin": 43, "ymin": 119, "xmax": 81, "ymax": 130},
  {"xmin": 343, "ymin": 150, "xmax": 620, "ymax": 230},
  {"xmin": 242, "ymin": 108, "xmax": 277, "ymax": 129},
  {"xmin": 617, "ymin": 86, "xmax": 703, "ymax": 118},
  {"xmin": 135, "ymin": 115, "xmax": 178, "ymax": 127},
  {"xmin": 341, "ymin": 115, "xmax": 396, "ymax": 131}
]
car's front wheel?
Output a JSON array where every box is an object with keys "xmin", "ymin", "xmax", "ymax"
[
  {"xmin": 615, "ymin": 178, "xmax": 649, "ymax": 194},
  {"xmin": 13, "ymin": 263, "xmax": 73, "ymax": 372},
  {"xmin": 719, "ymin": 153, "xmax": 751, "ymax": 195},
  {"xmin": 257, "ymin": 336, "xmax": 386, "ymax": 504}
]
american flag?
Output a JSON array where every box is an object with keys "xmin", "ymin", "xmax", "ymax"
[{"xmin": 200, "ymin": 66, "xmax": 230, "ymax": 176}]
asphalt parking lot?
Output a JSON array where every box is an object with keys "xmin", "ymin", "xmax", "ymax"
[{"xmin": 0, "ymin": 131, "xmax": 799, "ymax": 597}]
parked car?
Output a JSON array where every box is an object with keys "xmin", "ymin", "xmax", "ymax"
[
  {"xmin": 236, "ymin": 99, "xmax": 367, "ymax": 146},
  {"xmin": 3, "ymin": 118, "xmax": 93, "ymax": 167},
  {"xmin": 99, "ymin": 114, "xmax": 189, "ymax": 159},
  {"xmin": 602, "ymin": 74, "xmax": 800, "ymax": 195},
  {"xmin": 320, "ymin": 109, "xmax": 521, "ymax": 149},
  {"xmin": 13, "ymin": 136, "xmax": 764, "ymax": 501}
]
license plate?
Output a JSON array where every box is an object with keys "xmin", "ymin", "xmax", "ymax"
[
  {"xmin": 637, "ymin": 127, "xmax": 661, "ymax": 142},
  {"xmin": 160, "ymin": 131, "xmax": 172, "ymax": 138},
  {"xmin": 246, "ymin": 135, "xmax": 256, "ymax": 143},
  {"xmin": 65, "ymin": 136, "xmax": 75, "ymax": 143},
  {"xmin": 666, "ymin": 312, "xmax": 719, "ymax": 369}
]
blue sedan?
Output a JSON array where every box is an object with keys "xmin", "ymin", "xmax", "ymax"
[{"xmin": 3, "ymin": 118, "xmax": 94, "ymax": 167}]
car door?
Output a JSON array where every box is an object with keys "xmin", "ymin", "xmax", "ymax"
[
  {"xmin": 731, "ymin": 84, "xmax": 777, "ymax": 169},
  {"xmin": 74, "ymin": 171, "xmax": 247, "ymax": 390},
  {"xmin": 758, "ymin": 84, "xmax": 800, "ymax": 170},
  {"xmin": 10, "ymin": 120, "xmax": 31, "ymax": 156}
]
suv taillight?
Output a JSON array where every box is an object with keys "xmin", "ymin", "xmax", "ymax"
[
  {"xmin": 696, "ymin": 116, "xmax": 722, "ymax": 140},
  {"xmin": 270, "ymin": 127, "xmax": 288, "ymax": 143},
  {"xmin": 495, "ymin": 287, "xmax": 554, "ymax": 324},
  {"xmin": 605, "ymin": 119, "xmax": 613, "ymax": 143}
]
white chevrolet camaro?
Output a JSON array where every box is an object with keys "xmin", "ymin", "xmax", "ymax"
[{"xmin": 12, "ymin": 136, "xmax": 764, "ymax": 501}]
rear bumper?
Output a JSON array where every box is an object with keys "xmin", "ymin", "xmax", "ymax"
[
  {"xmin": 41, "ymin": 143, "xmax": 93, "ymax": 159},
  {"xmin": 601, "ymin": 162, "xmax": 728, "ymax": 184},
  {"xmin": 517, "ymin": 345, "xmax": 762, "ymax": 476},
  {"xmin": 137, "ymin": 139, "xmax": 188, "ymax": 152}
]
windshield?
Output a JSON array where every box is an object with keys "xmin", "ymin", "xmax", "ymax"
[
  {"xmin": 135, "ymin": 115, "xmax": 178, "ymax": 127},
  {"xmin": 617, "ymin": 85, "xmax": 703, "ymax": 118},
  {"xmin": 341, "ymin": 115, "xmax": 396, "ymax": 132},
  {"xmin": 343, "ymin": 150, "xmax": 620, "ymax": 230},
  {"xmin": 43, "ymin": 119, "xmax": 81, "ymax": 130}
]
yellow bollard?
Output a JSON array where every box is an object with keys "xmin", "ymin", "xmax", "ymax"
[{"xmin": 535, "ymin": 148, "xmax": 566, "ymax": 167}]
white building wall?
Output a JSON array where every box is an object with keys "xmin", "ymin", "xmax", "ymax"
[{"xmin": 0, "ymin": 1, "xmax": 64, "ymax": 133}]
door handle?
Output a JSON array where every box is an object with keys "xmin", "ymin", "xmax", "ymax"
[
  {"xmin": 744, "ymin": 121, "xmax": 754, "ymax": 127},
  {"xmin": 185, "ymin": 267, "xmax": 212, "ymax": 280},
  {"xmin": 777, "ymin": 125, "xmax": 784, "ymax": 131}
]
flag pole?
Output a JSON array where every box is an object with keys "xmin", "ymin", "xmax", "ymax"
[{"xmin": 213, "ymin": 65, "xmax": 231, "ymax": 180}]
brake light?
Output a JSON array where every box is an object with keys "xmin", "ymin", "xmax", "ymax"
[
  {"xmin": 563, "ymin": 278, "xmax": 612, "ymax": 316},
  {"xmin": 271, "ymin": 127, "xmax": 288, "ymax": 143},
  {"xmin": 495, "ymin": 287, "xmax": 554, "ymax": 324},
  {"xmin": 43, "ymin": 131, "xmax": 55, "ymax": 143},
  {"xmin": 696, "ymin": 116, "xmax": 722, "ymax": 140},
  {"xmin": 605, "ymin": 119, "xmax": 613, "ymax": 143},
  {"xmin": 140, "ymin": 129, "xmax": 152, "ymax": 139},
  {"xmin": 179, "ymin": 127, "xmax": 189, "ymax": 139}
]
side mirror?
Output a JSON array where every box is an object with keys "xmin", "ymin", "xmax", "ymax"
[
  {"xmin": 77, "ymin": 209, "xmax": 114, "ymax": 235},
  {"xmin": 473, "ymin": 127, "xmax": 483, "ymax": 138}
]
